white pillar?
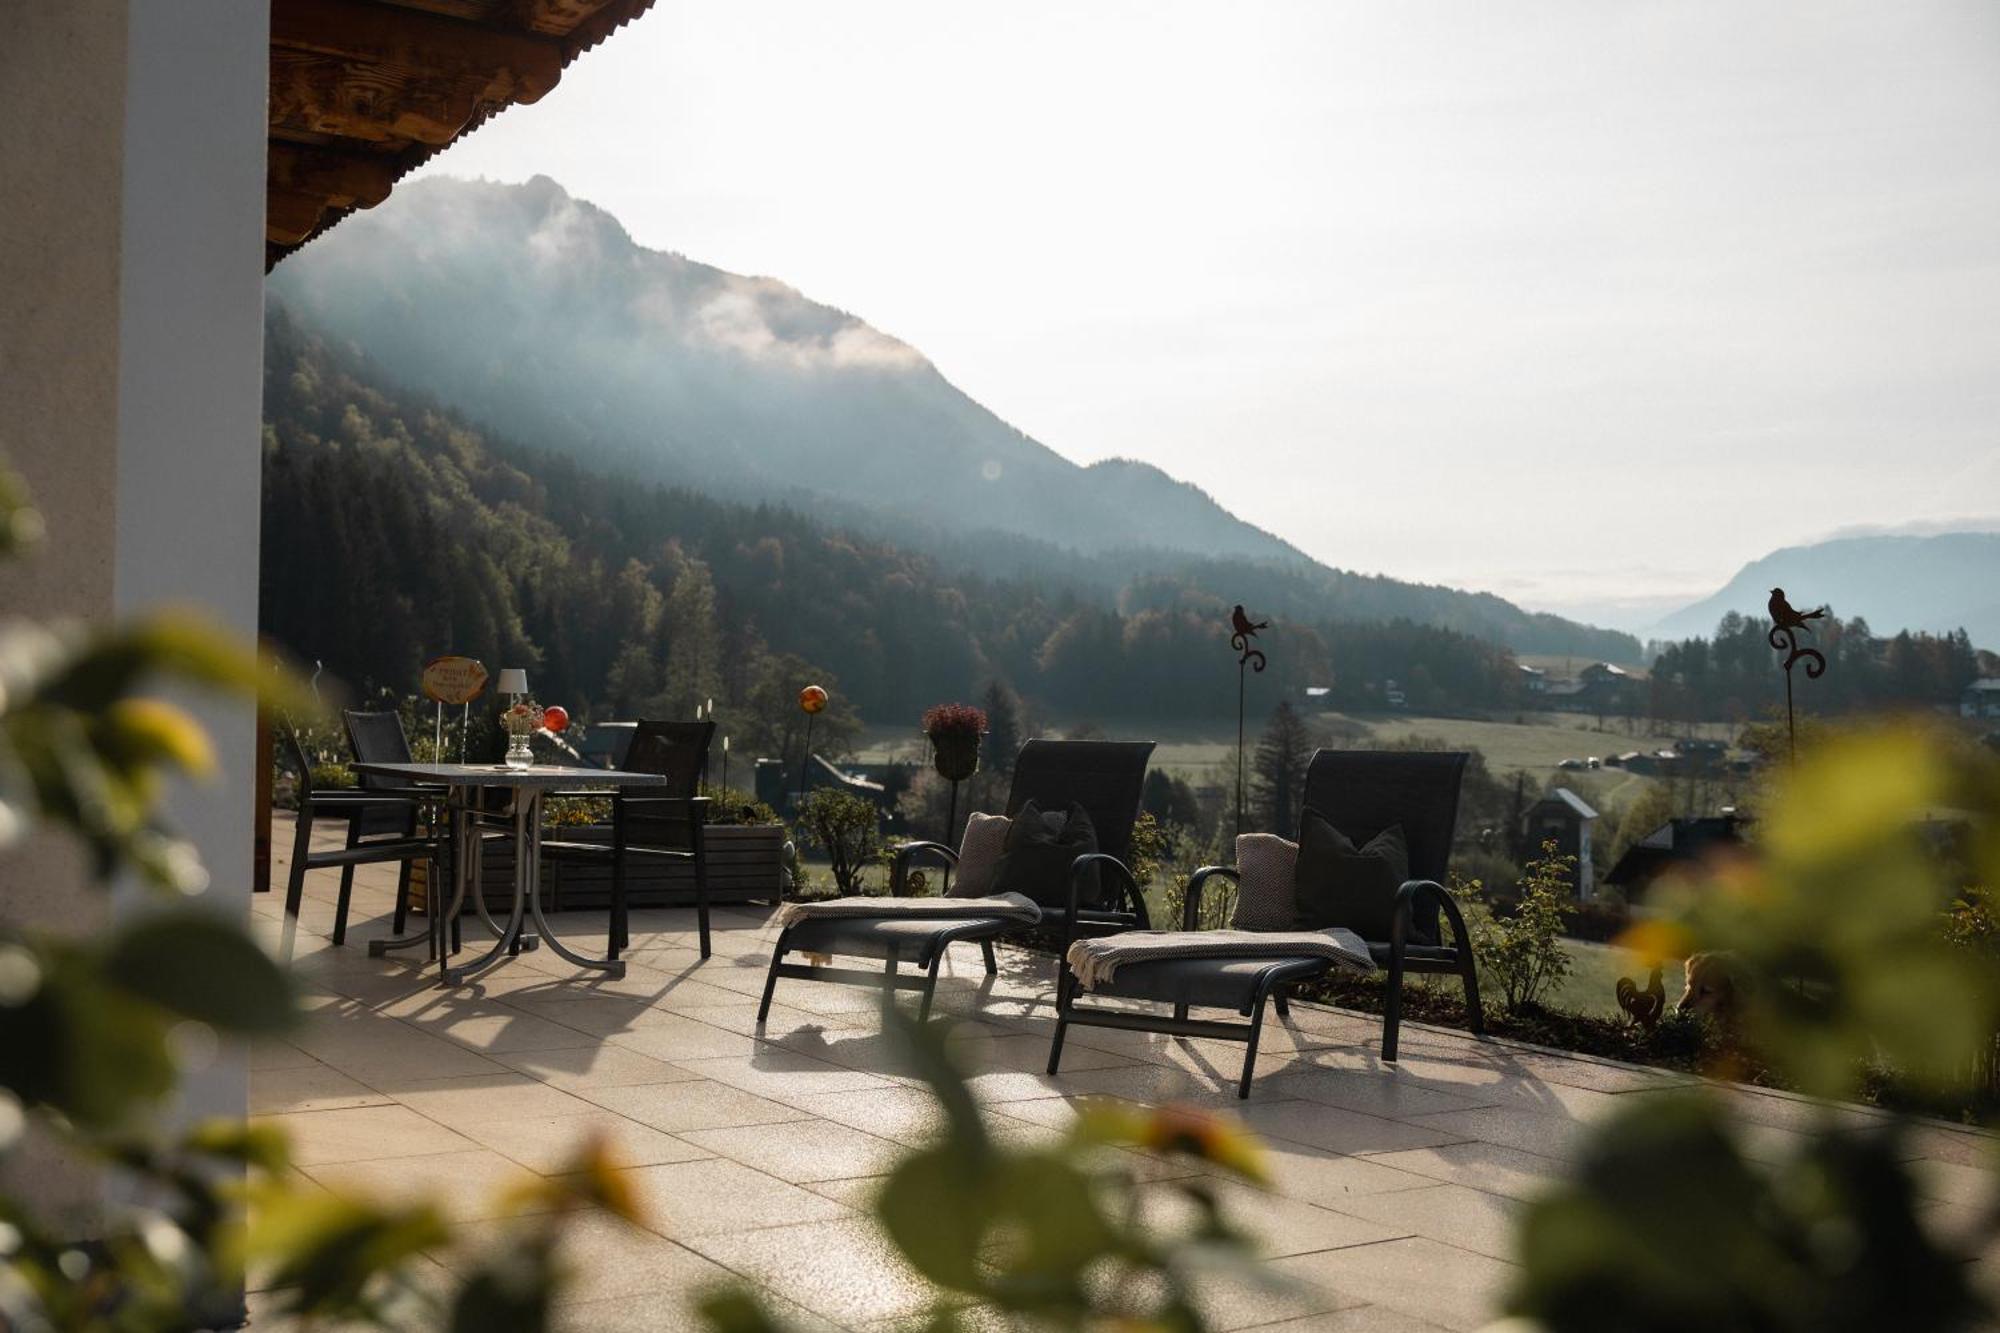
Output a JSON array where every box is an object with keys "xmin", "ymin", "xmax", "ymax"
[{"xmin": 0, "ymin": 0, "xmax": 269, "ymax": 1219}]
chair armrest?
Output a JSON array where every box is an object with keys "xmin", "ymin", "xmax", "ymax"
[
  {"xmin": 614, "ymin": 794, "xmax": 711, "ymax": 814},
  {"xmin": 890, "ymin": 840, "xmax": 959, "ymax": 895},
  {"xmin": 1065, "ymin": 853, "xmax": 1148, "ymax": 939},
  {"xmin": 1390, "ymin": 879, "xmax": 1467, "ymax": 955},
  {"xmin": 1183, "ymin": 865, "xmax": 1240, "ymax": 931},
  {"xmin": 891, "ymin": 841, "xmax": 960, "ymax": 871}
]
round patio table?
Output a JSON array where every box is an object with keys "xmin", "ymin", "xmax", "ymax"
[{"xmin": 350, "ymin": 762, "xmax": 670, "ymax": 986}]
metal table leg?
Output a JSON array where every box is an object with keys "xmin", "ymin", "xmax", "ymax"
[
  {"xmin": 441, "ymin": 786, "xmax": 530, "ymax": 986},
  {"xmin": 522, "ymin": 788, "xmax": 626, "ymax": 978},
  {"xmin": 367, "ymin": 800, "xmax": 460, "ymax": 958}
]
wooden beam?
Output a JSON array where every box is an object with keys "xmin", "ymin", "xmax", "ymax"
[
  {"xmin": 268, "ymin": 141, "xmax": 398, "ymax": 211},
  {"xmin": 512, "ymin": 0, "xmax": 625, "ymax": 37},
  {"xmin": 270, "ymin": 0, "xmax": 563, "ymax": 144}
]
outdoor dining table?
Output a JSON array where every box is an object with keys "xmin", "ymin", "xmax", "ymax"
[{"xmin": 350, "ymin": 761, "xmax": 670, "ymax": 986}]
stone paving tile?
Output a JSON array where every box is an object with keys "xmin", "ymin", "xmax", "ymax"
[
  {"xmin": 490, "ymin": 1041, "xmax": 705, "ymax": 1091},
  {"xmin": 672, "ymin": 1049, "xmax": 896, "ymax": 1102},
  {"xmin": 391, "ymin": 1004, "xmax": 605, "ymax": 1054},
  {"xmin": 607, "ymin": 1158, "xmax": 853, "ymax": 1237},
  {"xmin": 1184, "ymin": 1251, "xmax": 1374, "ymax": 1330},
  {"xmin": 680, "ymin": 1119, "xmax": 908, "ymax": 1183},
  {"xmin": 254, "ymin": 1104, "xmax": 473, "ymax": 1166},
  {"xmin": 249, "ymin": 1040, "xmax": 323, "ymax": 1071},
  {"xmin": 1258, "ymin": 1066, "xmax": 1499, "ymax": 1120},
  {"xmin": 1323, "ymin": 1184, "xmax": 1524, "ymax": 1263},
  {"xmin": 1400, "ymin": 1106, "xmax": 1587, "ymax": 1162},
  {"xmin": 580, "ymin": 1078, "xmax": 817, "ymax": 1133},
  {"xmin": 603, "ymin": 1013, "xmax": 765, "ymax": 1061},
  {"xmin": 303, "ymin": 1148, "xmax": 548, "ymax": 1222},
  {"xmin": 1245, "ymin": 1308, "xmax": 1454, "ymax": 1333},
  {"xmin": 1360, "ymin": 1142, "xmax": 1568, "ymax": 1203},
  {"xmin": 249, "ymin": 1063, "xmax": 395, "ymax": 1116},
  {"xmin": 803, "ymin": 1085, "xmax": 950, "ymax": 1143},
  {"xmin": 442, "ymin": 1210, "xmax": 728, "ymax": 1305},
  {"xmin": 1295, "ymin": 1238, "xmax": 1518, "ymax": 1332},
  {"xmin": 684, "ymin": 1215, "xmax": 934, "ymax": 1323},
  {"xmin": 456, "ymin": 1110, "xmax": 711, "ymax": 1174},
  {"xmin": 1147, "ymin": 1178, "xmax": 1408, "ymax": 1258},
  {"xmin": 1237, "ymin": 1099, "xmax": 1473, "ymax": 1157},
  {"xmin": 386, "ymin": 1072, "xmax": 604, "ymax": 1127},
  {"xmin": 270, "ymin": 826, "xmax": 1998, "ymax": 1333},
  {"xmin": 1254, "ymin": 1140, "xmax": 1444, "ymax": 1208}
]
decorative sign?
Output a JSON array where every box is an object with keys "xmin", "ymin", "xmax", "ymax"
[{"xmin": 421, "ymin": 656, "xmax": 489, "ymax": 706}]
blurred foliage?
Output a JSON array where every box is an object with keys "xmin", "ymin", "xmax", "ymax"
[
  {"xmin": 0, "ymin": 469, "xmax": 634, "ymax": 1330},
  {"xmin": 1510, "ymin": 1094, "xmax": 1988, "ymax": 1333},
  {"xmin": 1510, "ymin": 723, "xmax": 2000, "ymax": 1331},
  {"xmin": 704, "ymin": 1011, "xmax": 1277, "ymax": 1333}
]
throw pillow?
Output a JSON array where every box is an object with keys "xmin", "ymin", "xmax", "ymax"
[
  {"xmin": 948, "ymin": 812, "xmax": 1011, "ymax": 898},
  {"xmin": 989, "ymin": 800, "xmax": 1101, "ymax": 908},
  {"xmin": 1291, "ymin": 807, "xmax": 1410, "ymax": 940},
  {"xmin": 1231, "ymin": 832, "xmax": 1299, "ymax": 931}
]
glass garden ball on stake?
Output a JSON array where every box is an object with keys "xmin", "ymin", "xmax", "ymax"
[{"xmin": 798, "ymin": 683, "xmax": 828, "ymax": 807}]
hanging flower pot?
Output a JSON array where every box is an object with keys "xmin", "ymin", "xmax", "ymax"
[{"xmin": 922, "ymin": 702, "xmax": 987, "ymax": 782}]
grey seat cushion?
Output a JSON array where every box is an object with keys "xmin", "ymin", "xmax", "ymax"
[
  {"xmin": 1367, "ymin": 942, "xmax": 1460, "ymax": 966},
  {"xmin": 1092, "ymin": 955, "xmax": 1333, "ymax": 1010},
  {"xmin": 782, "ymin": 912, "xmax": 1014, "ymax": 964}
]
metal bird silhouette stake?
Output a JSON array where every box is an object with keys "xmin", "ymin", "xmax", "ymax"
[
  {"xmin": 1766, "ymin": 586, "xmax": 1828, "ymax": 764},
  {"xmin": 1231, "ymin": 605, "xmax": 1269, "ymax": 839},
  {"xmin": 1615, "ymin": 965, "xmax": 1666, "ymax": 1030}
]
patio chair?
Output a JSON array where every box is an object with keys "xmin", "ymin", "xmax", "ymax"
[
  {"xmin": 756, "ymin": 738, "xmax": 1156, "ymax": 1023},
  {"xmin": 341, "ymin": 709, "xmax": 442, "ymax": 936},
  {"xmin": 280, "ymin": 728, "xmax": 445, "ymax": 947},
  {"xmin": 1046, "ymin": 748, "xmax": 1479, "ymax": 1097},
  {"xmin": 541, "ymin": 719, "xmax": 715, "ymax": 960}
]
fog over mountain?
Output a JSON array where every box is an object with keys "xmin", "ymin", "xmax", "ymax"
[
  {"xmin": 269, "ymin": 174, "xmax": 1637, "ymax": 660},
  {"xmin": 1651, "ymin": 531, "xmax": 2000, "ymax": 650}
]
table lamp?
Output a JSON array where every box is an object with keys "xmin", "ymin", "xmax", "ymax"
[{"xmin": 497, "ymin": 668, "xmax": 529, "ymax": 706}]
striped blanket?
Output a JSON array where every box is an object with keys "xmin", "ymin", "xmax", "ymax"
[
  {"xmin": 1065, "ymin": 927, "xmax": 1374, "ymax": 991},
  {"xmin": 775, "ymin": 892, "xmax": 1041, "ymax": 932}
]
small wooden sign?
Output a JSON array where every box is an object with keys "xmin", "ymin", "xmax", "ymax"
[{"xmin": 421, "ymin": 656, "xmax": 488, "ymax": 706}]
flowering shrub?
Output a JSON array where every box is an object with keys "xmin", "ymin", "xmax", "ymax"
[{"xmin": 920, "ymin": 702, "xmax": 987, "ymax": 737}]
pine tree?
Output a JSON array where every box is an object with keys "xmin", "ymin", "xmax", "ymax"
[
  {"xmin": 1249, "ymin": 701, "xmax": 1315, "ymax": 835},
  {"xmin": 981, "ymin": 679, "xmax": 1021, "ymax": 780}
]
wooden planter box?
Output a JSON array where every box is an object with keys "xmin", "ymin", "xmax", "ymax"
[{"xmin": 414, "ymin": 825, "xmax": 785, "ymax": 914}]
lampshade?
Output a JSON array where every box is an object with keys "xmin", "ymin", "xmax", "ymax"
[{"xmin": 496, "ymin": 668, "xmax": 529, "ymax": 696}]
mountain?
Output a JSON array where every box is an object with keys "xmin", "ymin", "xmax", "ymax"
[
  {"xmin": 1650, "ymin": 531, "xmax": 2000, "ymax": 649},
  {"xmin": 258, "ymin": 307, "xmax": 1537, "ymax": 726},
  {"xmin": 268, "ymin": 173, "xmax": 1636, "ymax": 661},
  {"xmin": 268, "ymin": 174, "xmax": 1292, "ymax": 564}
]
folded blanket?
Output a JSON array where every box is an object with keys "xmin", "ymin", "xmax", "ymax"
[
  {"xmin": 775, "ymin": 892, "xmax": 1041, "ymax": 932},
  {"xmin": 1065, "ymin": 927, "xmax": 1375, "ymax": 991}
]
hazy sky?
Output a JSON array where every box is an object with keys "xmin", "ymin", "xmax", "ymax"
[{"xmin": 415, "ymin": 1, "xmax": 2000, "ymax": 628}]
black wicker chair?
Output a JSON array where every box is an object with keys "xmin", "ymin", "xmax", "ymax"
[
  {"xmin": 280, "ymin": 728, "xmax": 443, "ymax": 948},
  {"xmin": 541, "ymin": 719, "xmax": 715, "ymax": 960},
  {"xmin": 757, "ymin": 738, "xmax": 1156, "ymax": 1023},
  {"xmin": 341, "ymin": 709, "xmax": 444, "ymax": 937},
  {"xmin": 1047, "ymin": 748, "xmax": 1479, "ymax": 1097}
]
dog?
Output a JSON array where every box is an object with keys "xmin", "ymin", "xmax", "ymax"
[{"xmin": 1676, "ymin": 951, "xmax": 1748, "ymax": 1023}]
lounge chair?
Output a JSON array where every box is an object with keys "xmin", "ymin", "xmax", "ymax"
[
  {"xmin": 1046, "ymin": 748, "xmax": 1480, "ymax": 1097},
  {"xmin": 756, "ymin": 738, "xmax": 1155, "ymax": 1023}
]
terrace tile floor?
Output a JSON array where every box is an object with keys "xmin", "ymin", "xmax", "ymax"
[{"xmin": 249, "ymin": 818, "xmax": 1997, "ymax": 1331}]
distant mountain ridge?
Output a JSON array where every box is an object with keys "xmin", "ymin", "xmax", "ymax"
[
  {"xmin": 1650, "ymin": 531, "xmax": 2000, "ymax": 649},
  {"xmin": 268, "ymin": 173, "xmax": 1636, "ymax": 660}
]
